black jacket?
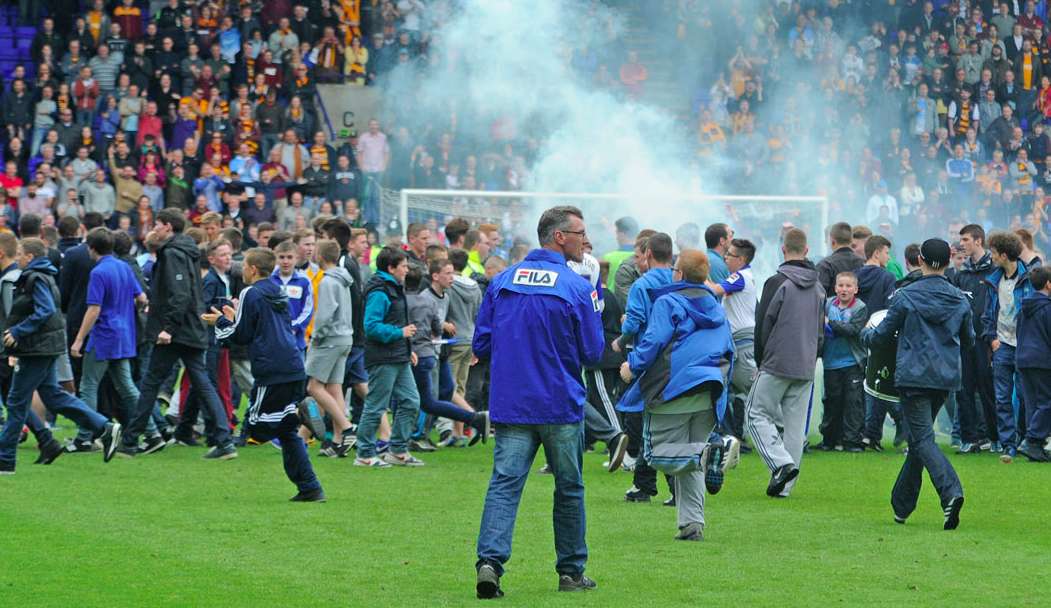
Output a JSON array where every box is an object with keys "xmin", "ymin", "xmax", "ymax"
[
  {"xmin": 816, "ymin": 247, "xmax": 863, "ymax": 297},
  {"xmin": 589, "ymin": 286, "xmax": 625, "ymax": 370},
  {"xmin": 862, "ymin": 275, "xmax": 974, "ymax": 391},
  {"xmin": 856, "ymin": 264, "xmax": 897, "ymax": 315},
  {"xmin": 952, "ymin": 251, "xmax": 994, "ymax": 337},
  {"xmin": 363, "ymin": 272, "xmax": 411, "ymax": 366},
  {"xmin": 342, "ymin": 252, "xmax": 365, "ymax": 347},
  {"xmin": 1018, "ymin": 292, "xmax": 1051, "ymax": 370},
  {"xmin": 5, "ymin": 259, "xmax": 67, "ymax": 357},
  {"xmin": 146, "ymin": 233, "xmax": 209, "ymax": 349},
  {"xmin": 58, "ymin": 242, "xmax": 95, "ymax": 344}
]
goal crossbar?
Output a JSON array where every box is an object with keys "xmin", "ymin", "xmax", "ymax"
[{"xmin": 398, "ymin": 189, "xmax": 829, "ymax": 239}]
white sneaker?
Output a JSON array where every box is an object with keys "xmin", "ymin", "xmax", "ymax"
[
  {"xmin": 381, "ymin": 452, "xmax": 425, "ymax": 467},
  {"xmin": 621, "ymin": 454, "xmax": 637, "ymax": 471},
  {"xmin": 353, "ymin": 456, "xmax": 391, "ymax": 468}
]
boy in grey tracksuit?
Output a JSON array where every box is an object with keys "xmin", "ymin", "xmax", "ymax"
[{"xmin": 746, "ymin": 230, "xmax": 825, "ymax": 498}]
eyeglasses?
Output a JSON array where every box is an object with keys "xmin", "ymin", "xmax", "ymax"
[
  {"xmin": 725, "ymin": 252, "xmax": 741, "ymax": 259},
  {"xmin": 560, "ymin": 229, "xmax": 587, "ymax": 237},
  {"xmin": 672, "ymin": 267, "xmax": 683, "ymax": 274}
]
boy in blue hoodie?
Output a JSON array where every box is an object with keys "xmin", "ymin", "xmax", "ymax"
[
  {"xmin": 819, "ymin": 272, "xmax": 868, "ymax": 451},
  {"xmin": 206, "ymin": 248, "xmax": 324, "ymax": 501},
  {"xmin": 1017, "ymin": 265, "xmax": 1051, "ymax": 462}
]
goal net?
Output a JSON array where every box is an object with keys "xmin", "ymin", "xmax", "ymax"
[{"xmin": 382, "ymin": 187, "xmax": 829, "ymax": 282}]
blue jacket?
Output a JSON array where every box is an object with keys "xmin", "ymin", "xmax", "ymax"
[
  {"xmin": 619, "ymin": 266, "xmax": 673, "ymax": 346},
  {"xmin": 1017, "ymin": 292, "xmax": 1051, "ymax": 369},
  {"xmin": 202, "ymin": 267, "xmax": 231, "ymax": 348},
  {"xmin": 473, "ymin": 249, "xmax": 604, "ymax": 424},
  {"xmin": 862, "ymin": 274, "xmax": 974, "ymax": 391},
  {"xmin": 270, "ymin": 269, "xmax": 313, "ymax": 351},
  {"xmin": 216, "ymin": 279, "xmax": 306, "ymax": 387},
  {"xmin": 855, "ymin": 264, "xmax": 896, "ymax": 314},
  {"xmin": 628, "ymin": 282, "xmax": 735, "ymax": 421},
  {"xmin": 981, "ymin": 260, "xmax": 1034, "ymax": 342}
]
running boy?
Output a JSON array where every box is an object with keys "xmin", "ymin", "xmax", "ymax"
[{"xmin": 208, "ymin": 247, "xmax": 325, "ymax": 501}]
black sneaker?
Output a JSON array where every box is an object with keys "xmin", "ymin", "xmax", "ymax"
[
  {"xmin": 290, "ymin": 487, "xmax": 327, "ymax": 502},
  {"xmin": 116, "ymin": 444, "xmax": 141, "ymax": 458},
  {"xmin": 863, "ymin": 437, "xmax": 884, "ymax": 452},
  {"xmin": 606, "ymin": 433, "xmax": 629, "ymax": 472},
  {"xmin": 1020, "ymin": 442, "xmax": 1051, "ymax": 462},
  {"xmin": 203, "ymin": 443, "xmax": 238, "ymax": 460},
  {"xmin": 894, "ymin": 512, "xmax": 907, "ymax": 525},
  {"xmin": 0, "ymin": 460, "xmax": 13, "ymax": 475},
  {"xmin": 18, "ymin": 425, "xmax": 27, "ymax": 444},
  {"xmin": 557, "ymin": 574, "xmax": 596, "ymax": 592},
  {"xmin": 943, "ymin": 496, "xmax": 964, "ymax": 530},
  {"xmin": 675, "ymin": 522, "xmax": 703, "ymax": 541},
  {"xmin": 319, "ymin": 440, "xmax": 340, "ymax": 457},
  {"xmin": 98, "ymin": 423, "xmax": 123, "ymax": 463},
  {"xmin": 766, "ymin": 464, "xmax": 799, "ymax": 497},
  {"xmin": 704, "ymin": 434, "xmax": 740, "ymax": 495},
  {"xmin": 173, "ymin": 433, "xmax": 199, "ymax": 447},
  {"xmin": 624, "ymin": 486, "xmax": 652, "ymax": 502},
  {"xmin": 34, "ymin": 439, "xmax": 64, "ymax": 465},
  {"xmin": 469, "ymin": 411, "xmax": 491, "ymax": 446},
  {"xmin": 65, "ymin": 438, "xmax": 100, "ymax": 453},
  {"xmin": 141, "ymin": 435, "xmax": 168, "ymax": 456},
  {"xmin": 476, "ymin": 563, "xmax": 503, "ymax": 599}
]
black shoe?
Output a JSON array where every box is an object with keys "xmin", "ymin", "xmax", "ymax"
[
  {"xmin": 675, "ymin": 522, "xmax": 703, "ymax": 541},
  {"xmin": 558, "ymin": 574, "xmax": 597, "ymax": 592},
  {"xmin": 816, "ymin": 442, "xmax": 836, "ymax": 451},
  {"xmin": 409, "ymin": 438, "xmax": 437, "ymax": 453},
  {"xmin": 894, "ymin": 513, "xmax": 907, "ymax": 525},
  {"xmin": 319, "ymin": 440, "xmax": 340, "ymax": 457},
  {"xmin": 34, "ymin": 439, "xmax": 64, "ymax": 465},
  {"xmin": 863, "ymin": 437, "xmax": 884, "ymax": 452},
  {"xmin": 116, "ymin": 444, "xmax": 141, "ymax": 458},
  {"xmin": 173, "ymin": 433, "xmax": 199, "ymax": 447},
  {"xmin": 943, "ymin": 496, "xmax": 964, "ymax": 530},
  {"xmin": 141, "ymin": 435, "xmax": 168, "ymax": 456},
  {"xmin": 203, "ymin": 443, "xmax": 238, "ymax": 460},
  {"xmin": 0, "ymin": 460, "xmax": 13, "ymax": 475},
  {"xmin": 476, "ymin": 563, "xmax": 503, "ymax": 599},
  {"xmin": 845, "ymin": 446, "xmax": 864, "ymax": 453},
  {"xmin": 607, "ymin": 433, "xmax": 629, "ymax": 472},
  {"xmin": 18, "ymin": 426, "xmax": 27, "ymax": 444},
  {"xmin": 662, "ymin": 495, "xmax": 676, "ymax": 507},
  {"xmin": 766, "ymin": 464, "xmax": 799, "ymax": 497},
  {"xmin": 64, "ymin": 438, "xmax": 100, "ymax": 453},
  {"xmin": 469, "ymin": 411, "xmax": 491, "ymax": 446},
  {"xmin": 1020, "ymin": 442, "xmax": 1051, "ymax": 462},
  {"xmin": 98, "ymin": 423, "xmax": 123, "ymax": 463},
  {"xmin": 290, "ymin": 487, "xmax": 327, "ymax": 502},
  {"xmin": 624, "ymin": 486, "xmax": 653, "ymax": 502}
]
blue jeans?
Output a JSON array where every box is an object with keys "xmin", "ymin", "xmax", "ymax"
[
  {"xmin": 357, "ymin": 362, "xmax": 420, "ymax": 458},
  {"xmin": 992, "ymin": 343, "xmax": 1021, "ymax": 449},
  {"xmin": 412, "ymin": 355, "xmax": 473, "ymax": 424},
  {"xmin": 0, "ymin": 356, "xmax": 108, "ymax": 466},
  {"xmin": 891, "ymin": 389, "xmax": 963, "ymax": 519},
  {"xmin": 77, "ymin": 351, "xmax": 152, "ymax": 442},
  {"xmin": 864, "ymin": 392, "xmax": 902, "ymax": 444},
  {"xmin": 476, "ymin": 422, "xmax": 587, "ymax": 577}
]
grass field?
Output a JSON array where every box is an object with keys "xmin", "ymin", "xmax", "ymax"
[{"xmin": 1, "ymin": 428, "xmax": 1050, "ymax": 607}]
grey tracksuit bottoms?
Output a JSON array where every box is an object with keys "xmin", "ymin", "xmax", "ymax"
[{"xmin": 746, "ymin": 371, "xmax": 813, "ymax": 497}]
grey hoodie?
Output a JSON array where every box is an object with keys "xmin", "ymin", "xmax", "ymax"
[
  {"xmin": 446, "ymin": 274, "xmax": 481, "ymax": 341},
  {"xmin": 310, "ymin": 265, "xmax": 354, "ymax": 347},
  {"xmin": 754, "ymin": 260, "xmax": 826, "ymax": 381}
]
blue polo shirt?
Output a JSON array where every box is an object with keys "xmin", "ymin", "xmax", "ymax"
[{"xmin": 85, "ymin": 255, "xmax": 143, "ymax": 360}]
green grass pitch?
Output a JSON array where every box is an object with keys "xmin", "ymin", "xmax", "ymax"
[{"xmin": 1, "ymin": 432, "xmax": 1049, "ymax": 607}]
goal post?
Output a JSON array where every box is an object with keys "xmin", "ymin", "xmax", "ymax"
[{"xmin": 389, "ymin": 188, "xmax": 829, "ymax": 280}]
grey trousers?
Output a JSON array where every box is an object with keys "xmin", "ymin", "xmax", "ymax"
[
  {"xmin": 746, "ymin": 371, "xmax": 813, "ymax": 497},
  {"xmin": 642, "ymin": 408, "xmax": 716, "ymax": 529}
]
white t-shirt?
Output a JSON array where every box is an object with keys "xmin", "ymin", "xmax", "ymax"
[{"xmin": 719, "ymin": 265, "xmax": 756, "ymax": 333}]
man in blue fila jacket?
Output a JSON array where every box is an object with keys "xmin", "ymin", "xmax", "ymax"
[{"xmin": 473, "ymin": 206, "xmax": 604, "ymax": 599}]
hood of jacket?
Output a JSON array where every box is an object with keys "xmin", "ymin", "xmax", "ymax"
[
  {"xmin": 898, "ymin": 275, "xmax": 966, "ymax": 324},
  {"xmin": 23, "ymin": 256, "xmax": 58, "ymax": 277},
  {"xmin": 324, "ymin": 265, "xmax": 354, "ymax": 288},
  {"xmin": 252, "ymin": 277, "xmax": 289, "ymax": 315},
  {"xmin": 984, "ymin": 259, "xmax": 1031, "ymax": 289},
  {"xmin": 961, "ymin": 251, "xmax": 993, "ymax": 274},
  {"xmin": 896, "ymin": 268, "xmax": 923, "ymax": 289},
  {"xmin": 161, "ymin": 232, "xmax": 201, "ymax": 262},
  {"xmin": 1023, "ymin": 291, "xmax": 1051, "ymax": 316},
  {"xmin": 650, "ymin": 281, "xmax": 726, "ymax": 329},
  {"xmin": 778, "ymin": 259, "xmax": 818, "ymax": 289},
  {"xmin": 450, "ymin": 272, "xmax": 478, "ymax": 296}
]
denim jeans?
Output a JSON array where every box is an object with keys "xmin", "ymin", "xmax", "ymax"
[
  {"xmin": 412, "ymin": 355, "xmax": 473, "ymax": 424},
  {"xmin": 992, "ymin": 343, "xmax": 1021, "ymax": 450},
  {"xmin": 357, "ymin": 362, "xmax": 420, "ymax": 458},
  {"xmin": 864, "ymin": 392, "xmax": 902, "ymax": 444},
  {"xmin": 891, "ymin": 389, "xmax": 963, "ymax": 519},
  {"xmin": 957, "ymin": 341, "xmax": 996, "ymax": 444},
  {"xmin": 0, "ymin": 356, "xmax": 108, "ymax": 466},
  {"xmin": 77, "ymin": 351, "xmax": 151, "ymax": 442},
  {"xmin": 125, "ymin": 343, "xmax": 232, "ymax": 448},
  {"xmin": 476, "ymin": 422, "xmax": 587, "ymax": 577}
]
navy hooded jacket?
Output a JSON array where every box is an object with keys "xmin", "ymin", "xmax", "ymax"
[
  {"xmin": 862, "ymin": 274, "xmax": 975, "ymax": 391},
  {"xmin": 627, "ymin": 282, "xmax": 735, "ymax": 421},
  {"xmin": 473, "ymin": 248, "xmax": 604, "ymax": 425},
  {"xmin": 1017, "ymin": 291, "xmax": 1051, "ymax": 369},
  {"xmin": 215, "ymin": 278, "xmax": 306, "ymax": 387}
]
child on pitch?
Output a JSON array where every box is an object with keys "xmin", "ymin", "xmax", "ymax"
[
  {"xmin": 270, "ymin": 240, "xmax": 314, "ymax": 356},
  {"xmin": 204, "ymin": 248, "xmax": 325, "ymax": 501},
  {"xmin": 1016, "ymin": 266, "xmax": 1051, "ymax": 462},
  {"xmin": 818, "ymin": 272, "xmax": 868, "ymax": 452},
  {"xmin": 306, "ymin": 239, "xmax": 357, "ymax": 458}
]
